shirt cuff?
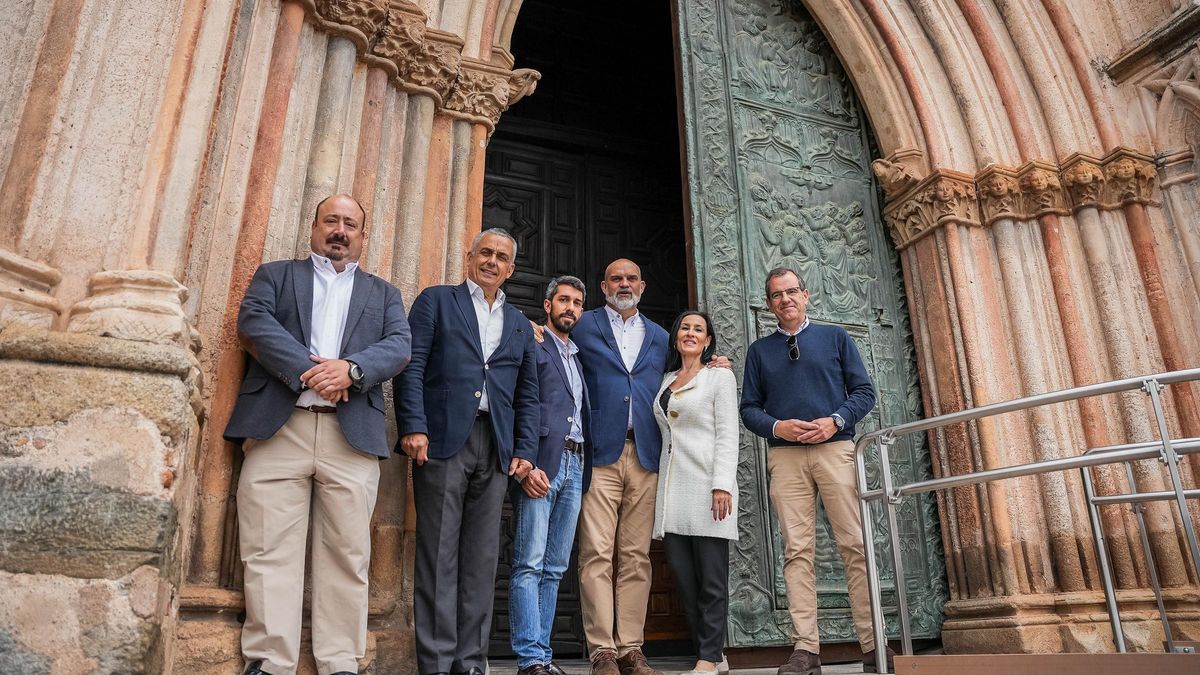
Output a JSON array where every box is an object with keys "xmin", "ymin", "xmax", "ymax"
[{"xmin": 771, "ymin": 419, "xmax": 780, "ymax": 439}]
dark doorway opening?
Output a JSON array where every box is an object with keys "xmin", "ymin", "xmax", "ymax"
[{"xmin": 483, "ymin": 0, "xmax": 692, "ymax": 660}]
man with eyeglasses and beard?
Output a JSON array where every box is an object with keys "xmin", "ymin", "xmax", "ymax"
[{"xmin": 740, "ymin": 267, "xmax": 887, "ymax": 675}]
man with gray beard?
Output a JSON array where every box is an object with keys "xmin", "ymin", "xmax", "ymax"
[{"xmin": 567, "ymin": 259, "xmax": 670, "ymax": 675}]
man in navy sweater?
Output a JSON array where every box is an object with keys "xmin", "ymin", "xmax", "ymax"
[{"xmin": 740, "ymin": 267, "xmax": 890, "ymax": 675}]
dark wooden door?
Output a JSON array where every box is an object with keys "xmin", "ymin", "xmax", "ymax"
[{"xmin": 483, "ymin": 133, "xmax": 690, "ymax": 657}]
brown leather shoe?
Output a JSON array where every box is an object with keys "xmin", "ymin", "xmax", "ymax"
[
  {"xmin": 616, "ymin": 649, "xmax": 662, "ymax": 675},
  {"xmin": 591, "ymin": 650, "xmax": 621, "ymax": 675},
  {"xmin": 862, "ymin": 646, "xmax": 896, "ymax": 673},
  {"xmin": 777, "ymin": 648, "xmax": 821, "ymax": 675},
  {"xmin": 518, "ymin": 665, "xmax": 551, "ymax": 675}
]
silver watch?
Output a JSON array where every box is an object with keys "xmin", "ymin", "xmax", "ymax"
[
  {"xmin": 831, "ymin": 413, "xmax": 845, "ymax": 431},
  {"xmin": 348, "ymin": 361, "xmax": 364, "ymax": 386}
]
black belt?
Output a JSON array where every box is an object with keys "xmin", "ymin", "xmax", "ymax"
[
  {"xmin": 625, "ymin": 428, "xmax": 636, "ymax": 441},
  {"xmin": 476, "ymin": 409, "xmax": 490, "ymax": 421},
  {"xmin": 297, "ymin": 405, "xmax": 337, "ymax": 414},
  {"xmin": 565, "ymin": 439, "xmax": 584, "ymax": 454}
]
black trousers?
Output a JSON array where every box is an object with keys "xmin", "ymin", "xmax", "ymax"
[
  {"xmin": 412, "ymin": 415, "xmax": 508, "ymax": 674},
  {"xmin": 663, "ymin": 533, "xmax": 729, "ymax": 662}
]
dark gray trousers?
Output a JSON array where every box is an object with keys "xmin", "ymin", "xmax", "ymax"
[
  {"xmin": 663, "ymin": 533, "xmax": 729, "ymax": 663},
  {"xmin": 412, "ymin": 415, "xmax": 508, "ymax": 674}
]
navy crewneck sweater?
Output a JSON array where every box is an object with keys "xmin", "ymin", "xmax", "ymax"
[{"xmin": 740, "ymin": 322, "xmax": 876, "ymax": 445}]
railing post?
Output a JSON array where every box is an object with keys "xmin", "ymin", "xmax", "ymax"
[
  {"xmin": 1143, "ymin": 379, "xmax": 1200, "ymax": 583},
  {"xmin": 1081, "ymin": 465, "xmax": 1128, "ymax": 652},
  {"xmin": 1121, "ymin": 461, "xmax": 1174, "ymax": 652},
  {"xmin": 879, "ymin": 434, "xmax": 911, "ymax": 657},
  {"xmin": 857, "ymin": 437, "xmax": 891, "ymax": 674}
]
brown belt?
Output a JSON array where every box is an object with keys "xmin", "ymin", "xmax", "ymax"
[
  {"xmin": 565, "ymin": 439, "xmax": 584, "ymax": 454},
  {"xmin": 625, "ymin": 428, "xmax": 636, "ymax": 441},
  {"xmin": 297, "ymin": 405, "xmax": 337, "ymax": 414}
]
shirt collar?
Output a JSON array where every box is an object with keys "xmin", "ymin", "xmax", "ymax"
[
  {"xmin": 777, "ymin": 317, "xmax": 810, "ymax": 337},
  {"xmin": 604, "ymin": 304, "xmax": 641, "ymax": 326},
  {"xmin": 465, "ymin": 277, "xmax": 505, "ymax": 305},
  {"xmin": 309, "ymin": 251, "xmax": 357, "ymax": 276},
  {"xmin": 547, "ymin": 328, "xmax": 578, "ymax": 357}
]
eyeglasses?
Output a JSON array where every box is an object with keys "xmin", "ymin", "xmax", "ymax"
[
  {"xmin": 786, "ymin": 334, "xmax": 799, "ymax": 361},
  {"xmin": 768, "ymin": 286, "xmax": 805, "ymax": 302}
]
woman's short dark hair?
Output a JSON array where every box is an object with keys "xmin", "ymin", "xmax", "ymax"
[{"xmin": 666, "ymin": 310, "xmax": 718, "ymax": 372}]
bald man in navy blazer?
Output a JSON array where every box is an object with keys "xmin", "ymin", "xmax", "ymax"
[{"xmin": 394, "ymin": 228, "xmax": 539, "ymax": 675}]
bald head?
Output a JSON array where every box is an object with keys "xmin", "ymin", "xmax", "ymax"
[{"xmin": 601, "ymin": 258, "xmax": 645, "ymax": 315}]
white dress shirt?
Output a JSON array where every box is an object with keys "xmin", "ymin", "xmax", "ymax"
[
  {"xmin": 605, "ymin": 304, "xmax": 645, "ymax": 429},
  {"xmin": 548, "ymin": 329, "xmax": 584, "ymax": 442},
  {"xmin": 297, "ymin": 253, "xmax": 357, "ymax": 408},
  {"xmin": 466, "ymin": 278, "xmax": 506, "ymax": 413}
]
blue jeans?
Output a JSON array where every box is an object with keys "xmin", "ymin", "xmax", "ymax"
[{"xmin": 509, "ymin": 448, "xmax": 584, "ymax": 668}]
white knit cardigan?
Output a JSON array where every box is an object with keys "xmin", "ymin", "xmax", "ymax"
[{"xmin": 651, "ymin": 366, "xmax": 740, "ymax": 541}]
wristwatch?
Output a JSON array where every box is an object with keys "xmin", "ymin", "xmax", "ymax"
[
  {"xmin": 347, "ymin": 361, "xmax": 364, "ymax": 389},
  {"xmin": 831, "ymin": 413, "xmax": 846, "ymax": 431}
]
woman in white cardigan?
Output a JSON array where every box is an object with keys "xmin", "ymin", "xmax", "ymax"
[{"xmin": 652, "ymin": 310, "xmax": 739, "ymax": 675}]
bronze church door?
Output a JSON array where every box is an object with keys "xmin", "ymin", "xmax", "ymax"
[{"xmin": 675, "ymin": 0, "xmax": 948, "ymax": 647}]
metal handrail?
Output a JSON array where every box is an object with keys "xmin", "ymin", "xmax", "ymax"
[{"xmin": 853, "ymin": 367, "xmax": 1200, "ymax": 673}]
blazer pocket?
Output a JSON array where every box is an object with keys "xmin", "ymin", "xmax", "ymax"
[
  {"xmin": 367, "ymin": 388, "xmax": 386, "ymax": 412},
  {"xmin": 238, "ymin": 376, "xmax": 269, "ymax": 395}
]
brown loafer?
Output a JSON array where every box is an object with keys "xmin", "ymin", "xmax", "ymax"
[
  {"xmin": 616, "ymin": 649, "xmax": 662, "ymax": 675},
  {"xmin": 591, "ymin": 650, "xmax": 621, "ymax": 675},
  {"xmin": 778, "ymin": 648, "xmax": 821, "ymax": 675}
]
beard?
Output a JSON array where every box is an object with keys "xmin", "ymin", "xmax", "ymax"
[
  {"xmin": 605, "ymin": 290, "xmax": 641, "ymax": 311},
  {"xmin": 324, "ymin": 236, "xmax": 350, "ymax": 260},
  {"xmin": 551, "ymin": 312, "xmax": 577, "ymax": 334}
]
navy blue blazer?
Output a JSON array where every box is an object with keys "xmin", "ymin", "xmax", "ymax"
[
  {"xmin": 224, "ymin": 259, "xmax": 413, "ymax": 458},
  {"xmin": 533, "ymin": 335, "xmax": 593, "ymax": 492},
  {"xmin": 571, "ymin": 307, "xmax": 669, "ymax": 471},
  {"xmin": 394, "ymin": 282, "xmax": 539, "ymax": 468}
]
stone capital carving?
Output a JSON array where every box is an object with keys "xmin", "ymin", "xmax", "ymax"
[
  {"xmin": 974, "ymin": 161, "xmax": 1070, "ymax": 225},
  {"xmin": 882, "ymin": 169, "xmax": 978, "ymax": 249},
  {"xmin": 871, "ymin": 148, "xmax": 926, "ymax": 200},
  {"xmin": 444, "ymin": 59, "xmax": 515, "ymax": 130},
  {"xmin": 295, "ymin": 0, "xmax": 388, "ymax": 52},
  {"xmin": 364, "ymin": 1, "xmax": 426, "ymax": 79},
  {"xmin": 976, "ymin": 165, "xmax": 1021, "ymax": 226},
  {"xmin": 506, "ymin": 68, "xmax": 541, "ymax": 110},
  {"xmin": 1060, "ymin": 153, "xmax": 1107, "ymax": 211},
  {"xmin": 1100, "ymin": 148, "xmax": 1158, "ymax": 207},
  {"xmin": 67, "ymin": 270, "xmax": 199, "ymax": 353},
  {"xmin": 399, "ymin": 28, "xmax": 463, "ymax": 107},
  {"xmin": 1016, "ymin": 161, "xmax": 1070, "ymax": 218},
  {"xmin": 0, "ymin": 248, "xmax": 63, "ymax": 330}
]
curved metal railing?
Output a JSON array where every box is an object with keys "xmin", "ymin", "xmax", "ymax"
[{"xmin": 854, "ymin": 367, "xmax": 1200, "ymax": 673}]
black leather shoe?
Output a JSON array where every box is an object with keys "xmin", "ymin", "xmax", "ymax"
[
  {"xmin": 243, "ymin": 661, "xmax": 272, "ymax": 675},
  {"xmin": 330, "ymin": 672, "xmax": 358, "ymax": 675},
  {"xmin": 451, "ymin": 669, "xmax": 484, "ymax": 675}
]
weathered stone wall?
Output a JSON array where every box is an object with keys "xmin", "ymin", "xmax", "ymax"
[{"xmin": 0, "ymin": 327, "xmax": 200, "ymax": 673}]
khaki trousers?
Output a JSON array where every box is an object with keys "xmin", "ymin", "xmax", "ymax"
[
  {"xmin": 578, "ymin": 440, "xmax": 658, "ymax": 657},
  {"xmin": 238, "ymin": 408, "xmax": 380, "ymax": 675},
  {"xmin": 767, "ymin": 440, "xmax": 874, "ymax": 653}
]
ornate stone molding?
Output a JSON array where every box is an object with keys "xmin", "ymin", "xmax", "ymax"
[
  {"xmin": 1158, "ymin": 148, "xmax": 1197, "ymax": 188},
  {"xmin": 364, "ymin": 0, "xmax": 426, "ymax": 79},
  {"xmin": 883, "ymin": 170, "xmax": 979, "ymax": 249},
  {"xmin": 1061, "ymin": 149, "xmax": 1159, "ymax": 212},
  {"xmin": 67, "ymin": 270, "xmax": 199, "ymax": 353},
  {"xmin": 975, "ymin": 161, "xmax": 1070, "ymax": 225},
  {"xmin": 871, "ymin": 147, "xmax": 926, "ymax": 200},
  {"xmin": 0, "ymin": 248, "xmax": 63, "ymax": 330},
  {"xmin": 398, "ymin": 28, "xmax": 463, "ymax": 107},
  {"xmin": 293, "ymin": 0, "xmax": 388, "ymax": 52},
  {"xmin": 443, "ymin": 58, "xmax": 515, "ymax": 131}
]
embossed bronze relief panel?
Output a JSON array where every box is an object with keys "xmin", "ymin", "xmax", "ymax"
[{"xmin": 676, "ymin": 0, "xmax": 947, "ymax": 646}]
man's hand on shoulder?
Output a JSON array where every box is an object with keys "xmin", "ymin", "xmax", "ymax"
[
  {"xmin": 706, "ymin": 355, "xmax": 733, "ymax": 370},
  {"xmin": 400, "ymin": 432, "xmax": 429, "ymax": 465},
  {"xmin": 529, "ymin": 320, "xmax": 545, "ymax": 343},
  {"xmin": 796, "ymin": 417, "xmax": 837, "ymax": 444}
]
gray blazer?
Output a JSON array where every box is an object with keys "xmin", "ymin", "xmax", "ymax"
[{"xmin": 223, "ymin": 259, "xmax": 412, "ymax": 458}]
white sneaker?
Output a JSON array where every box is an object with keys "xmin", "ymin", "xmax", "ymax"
[{"xmin": 717, "ymin": 654, "xmax": 729, "ymax": 674}]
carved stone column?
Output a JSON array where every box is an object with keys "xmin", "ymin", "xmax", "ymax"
[{"xmin": 0, "ymin": 248, "xmax": 63, "ymax": 330}]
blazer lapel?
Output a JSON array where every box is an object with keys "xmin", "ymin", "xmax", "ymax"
[
  {"xmin": 594, "ymin": 309, "xmax": 622, "ymax": 365},
  {"xmin": 539, "ymin": 334, "xmax": 571, "ymax": 391},
  {"xmin": 293, "ymin": 259, "xmax": 314, "ymax": 348},
  {"xmin": 452, "ymin": 282, "xmax": 484, "ymax": 359},
  {"xmin": 339, "ymin": 268, "xmax": 370, "ymax": 354},
  {"xmin": 630, "ymin": 314, "xmax": 657, "ymax": 372},
  {"xmin": 492, "ymin": 303, "xmax": 520, "ymax": 359}
]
